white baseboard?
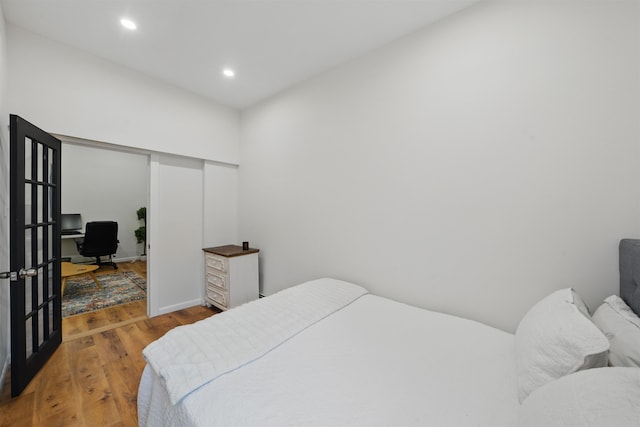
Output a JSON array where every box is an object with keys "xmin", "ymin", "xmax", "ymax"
[
  {"xmin": 113, "ymin": 256, "xmax": 144, "ymax": 263},
  {"xmin": 0, "ymin": 353, "xmax": 9, "ymax": 398},
  {"xmin": 155, "ymin": 298, "xmax": 204, "ymax": 316}
]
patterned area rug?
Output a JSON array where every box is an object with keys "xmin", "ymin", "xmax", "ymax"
[{"xmin": 62, "ymin": 271, "xmax": 146, "ymax": 317}]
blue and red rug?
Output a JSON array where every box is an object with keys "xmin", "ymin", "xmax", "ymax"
[{"xmin": 62, "ymin": 271, "xmax": 146, "ymax": 317}]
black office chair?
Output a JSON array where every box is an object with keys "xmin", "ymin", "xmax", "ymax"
[{"xmin": 76, "ymin": 221, "xmax": 119, "ymax": 269}]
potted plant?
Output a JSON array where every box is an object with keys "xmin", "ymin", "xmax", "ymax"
[{"xmin": 135, "ymin": 207, "xmax": 147, "ymax": 257}]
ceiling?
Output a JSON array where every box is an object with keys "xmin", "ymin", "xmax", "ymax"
[{"xmin": 1, "ymin": 0, "xmax": 479, "ymax": 109}]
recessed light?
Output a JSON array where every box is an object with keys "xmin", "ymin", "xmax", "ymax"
[
  {"xmin": 120, "ymin": 18, "xmax": 137, "ymax": 30},
  {"xmin": 222, "ymin": 68, "xmax": 235, "ymax": 78}
]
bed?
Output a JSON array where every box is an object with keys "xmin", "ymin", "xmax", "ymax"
[{"xmin": 138, "ymin": 240, "xmax": 640, "ymax": 426}]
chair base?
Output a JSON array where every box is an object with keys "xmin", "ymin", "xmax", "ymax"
[{"xmin": 92, "ymin": 256, "xmax": 118, "ymax": 270}]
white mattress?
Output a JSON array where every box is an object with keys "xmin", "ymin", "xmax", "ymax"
[{"xmin": 139, "ymin": 294, "xmax": 519, "ymax": 426}]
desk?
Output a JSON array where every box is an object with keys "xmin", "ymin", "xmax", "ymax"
[
  {"xmin": 61, "ymin": 262, "xmax": 101, "ymax": 296},
  {"xmin": 61, "ymin": 233, "xmax": 85, "ymax": 262},
  {"xmin": 61, "ymin": 233, "xmax": 84, "ymax": 240},
  {"xmin": 60, "ymin": 233, "xmax": 84, "ymax": 261}
]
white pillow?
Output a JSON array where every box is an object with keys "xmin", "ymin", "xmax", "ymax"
[
  {"xmin": 519, "ymin": 367, "xmax": 640, "ymax": 427},
  {"xmin": 515, "ymin": 288, "xmax": 609, "ymax": 402},
  {"xmin": 592, "ymin": 295, "xmax": 640, "ymax": 367}
]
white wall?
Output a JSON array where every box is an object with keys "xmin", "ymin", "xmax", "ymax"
[
  {"xmin": 5, "ymin": 25, "xmax": 241, "ymax": 319},
  {"xmin": 61, "ymin": 142, "xmax": 148, "ymax": 262},
  {"xmin": 6, "ymin": 24, "xmax": 239, "ymax": 164},
  {"xmin": 0, "ymin": 1, "xmax": 10, "ymax": 396},
  {"xmin": 203, "ymin": 161, "xmax": 239, "ymax": 248},
  {"xmin": 240, "ymin": 0, "xmax": 640, "ymax": 332}
]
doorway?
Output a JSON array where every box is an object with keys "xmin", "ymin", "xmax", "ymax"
[{"xmin": 58, "ymin": 137, "xmax": 150, "ymax": 323}]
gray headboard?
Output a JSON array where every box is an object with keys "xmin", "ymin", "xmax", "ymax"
[{"xmin": 619, "ymin": 239, "xmax": 640, "ymax": 315}]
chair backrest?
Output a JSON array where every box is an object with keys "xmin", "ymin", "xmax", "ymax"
[{"xmin": 80, "ymin": 221, "xmax": 118, "ymax": 257}]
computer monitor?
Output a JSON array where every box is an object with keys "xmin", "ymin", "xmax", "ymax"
[{"xmin": 61, "ymin": 213, "xmax": 82, "ymax": 234}]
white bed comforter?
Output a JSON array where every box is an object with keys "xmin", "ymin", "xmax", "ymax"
[
  {"xmin": 139, "ymin": 278, "xmax": 519, "ymax": 427},
  {"xmin": 142, "ymin": 278, "xmax": 367, "ymax": 404}
]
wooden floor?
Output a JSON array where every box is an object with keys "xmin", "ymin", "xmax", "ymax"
[
  {"xmin": 64, "ymin": 261, "xmax": 149, "ymax": 342},
  {"xmin": 0, "ymin": 261, "xmax": 219, "ymax": 427}
]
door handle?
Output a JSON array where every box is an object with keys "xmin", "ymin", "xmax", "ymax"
[
  {"xmin": 19, "ymin": 268, "xmax": 38, "ymax": 279},
  {"xmin": 1, "ymin": 268, "xmax": 38, "ymax": 281}
]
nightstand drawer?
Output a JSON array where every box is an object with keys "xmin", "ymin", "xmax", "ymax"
[
  {"xmin": 205, "ymin": 253, "xmax": 227, "ymax": 273},
  {"xmin": 206, "ymin": 271, "xmax": 228, "ymax": 291},
  {"xmin": 206, "ymin": 286, "xmax": 228, "ymax": 309}
]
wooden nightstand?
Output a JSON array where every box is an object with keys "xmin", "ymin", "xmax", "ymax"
[{"xmin": 202, "ymin": 245, "xmax": 259, "ymax": 310}]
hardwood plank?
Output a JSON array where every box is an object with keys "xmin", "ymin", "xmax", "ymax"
[
  {"xmin": 93, "ymin": 329, "xmax": 129, "ymax": 365},
  {"xmin": 172, "ymin": 304, "xmax": 219, "ymax": 324},
  {"xmin": 66, "ymin": 335, "xmax": 96, "ymax": 351},
  {"xmin": 0, "ymin": 260, "xmax": 222, "ymax": 427},
  {"xmin": 103, "ymin": 300, "xmax": 144, "ymax": 323},
  {"xmin": 103, "ymin": 358, "xmax": 141, "ymax": 427},
  {"xmin": 31, "ymin": 344, "xmax": 82, "ymax": 426},
  {"xmin": 79, "ymin": 307, "xmax": 111, "ymax": 332},
  {"xmin": 0, "ymin": 393, "xmax": 34, "ymax": 427},
  {"xmin": 140, "ymin": 315, "xmax": 182, "ymax": 341},
  {"xmin": 103, "ymin": 305, "xmax": 128, "ymax": 324},
  {"xmin": 63, "ymin": 312, "xmax": 92, "ymax": 339},
  {"xmin": 69, "ymin": 345, "xmax": 121, "ymax": 426},
  {"xmin": 126, "ymin": 300, "xmax": 147, "ymax": 316},
  {"xmin": 114, "ymin": 324, "xmax": 156, "ymax": 377},
  {"xmin": 63, "ymin": 316, "xmax": 147, "ymax": 343}
]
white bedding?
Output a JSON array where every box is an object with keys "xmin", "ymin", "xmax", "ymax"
[
  {"xmin": 518, "ymin": 367, "xmax": 640, "ymax": 427},
  {"xmin": 138, "ymin": 280, "xmax": 519, "ymax": 426},
  {"xmin": 143, "ymin": 278, "xmax": 367, "ymax": 404}
]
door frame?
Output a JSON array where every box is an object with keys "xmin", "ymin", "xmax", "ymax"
[{"xmin": 53, "ymin": 134, "xmax": 151, "ymax": 316}]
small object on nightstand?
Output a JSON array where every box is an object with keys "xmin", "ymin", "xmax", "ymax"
[
  {"xmin": 202, "ymin": 245, "xmax": 259, "ymax": 311},
  {"xmin": 242, "ymin": 241, "xmax": 249, "ymax": 250}
]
